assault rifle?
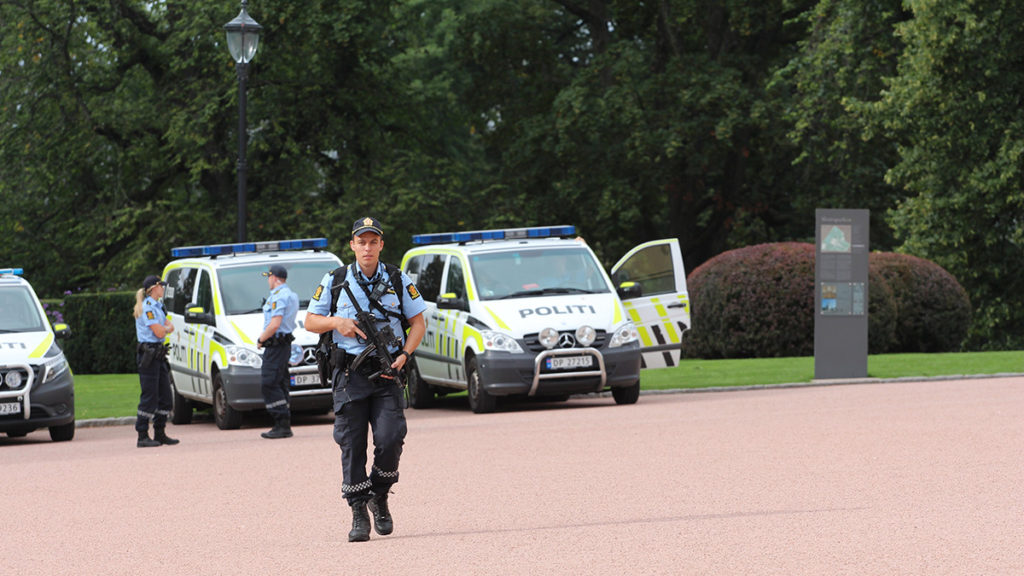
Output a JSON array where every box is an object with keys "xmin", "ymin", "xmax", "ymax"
[{"xmin": 340, "ymin": 280, "xmax": 406, "ymax": 387}]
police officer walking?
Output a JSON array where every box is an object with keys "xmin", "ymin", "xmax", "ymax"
[
  {"xmin": 257, "ymin": 264, "xmax": 299, "ymax": 439},
  {"xmin": 306, "ymin": 217, "xmax": 426, "ymax": 542},
  {"xmin": 133, "ymin": 275, "xmax": 179, "ymax": 448}
]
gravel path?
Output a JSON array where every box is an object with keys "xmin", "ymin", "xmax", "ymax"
[{"xmin": 2, "ymin": 377, "xmax": 1021, "ymax": 575}]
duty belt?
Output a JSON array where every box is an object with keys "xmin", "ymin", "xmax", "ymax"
[{"xmin": 262, "ymin": 333, "xmax": 295, "ymax": 347}]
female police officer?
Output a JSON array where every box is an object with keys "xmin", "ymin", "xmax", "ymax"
[
  {"xmin": 133, "ymin": 275, "xmax": 179, "ymax": 448},
  {"xmin": 306, "ymin": 217, "xmax": 426, "ymax": 542}
]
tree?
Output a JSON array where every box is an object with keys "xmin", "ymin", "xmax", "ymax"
[{"xmin": 870, "ymin": 0, "xmax": 1024, "ymax": 349}]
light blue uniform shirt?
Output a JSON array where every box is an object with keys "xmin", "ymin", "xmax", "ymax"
[
  {"xmin": 136, "ymin": 296, "xmax": 167, "ymax": 343},
  {"xmin": 263, "ymin": 283, "xmax": 299, "ymax": 335},
  {"xmin": 307, "ymin": 262, "xmax": 426, "ymax": 356}
]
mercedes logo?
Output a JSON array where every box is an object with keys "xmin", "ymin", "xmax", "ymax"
[
  {"xmin": 302, "ymin": 347, "xmax": 318, "ymax": 365},
  {"xmin": 557, "ymin": 333, "xmax": 576, "ymax": 349}
]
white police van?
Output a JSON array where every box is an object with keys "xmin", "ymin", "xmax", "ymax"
[
  {"xmin": 0, "ymin": 268, "xmax": 76, "ymax": 441},
  {"xmin": 399, "ymin": 225, "xmax": 690, "ymax": 413},
  {"xmin": 160, "ymin": 239, "xmax": 342, "ymax": 429}
]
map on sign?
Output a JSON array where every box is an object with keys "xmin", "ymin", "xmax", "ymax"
[{"xmin": 821, "ymin": 225, "xmax": 852, "ymax": 253}]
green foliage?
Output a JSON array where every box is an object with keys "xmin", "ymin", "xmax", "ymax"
[
  {"xmin": 872, "ymin": 0, "xmax": 1024, "ymax": 349},
  {"xmin": 870, "ymin": 252, "xmax": 971, "ymax": 352},
  {"xmin": 60, "ymin": 292, "xmax": 138, "ymax": 374}
]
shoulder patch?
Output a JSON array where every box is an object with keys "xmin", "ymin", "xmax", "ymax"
[
  {"xmin": 146, "ymin": 311, "xmax": 155, "ymax": 320},
  {"xmin": 313, "ymin": 285, "xmax": 324, "ymax": 301},
  {"xmin": 407, "ymin": 284, "xmax": 421, "ymax": 300}
]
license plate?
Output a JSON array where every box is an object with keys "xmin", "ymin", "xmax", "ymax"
[
  {"xmin": 290, "ymin": 373, "xmax": 323, "ymax": 387},
  {"xmin": 0, "ymin": 402, "xmax": 21, "ymax": 416},
  {"xmin": 546, "ymin": 356, "xmax": 594, "ymax": 370}
]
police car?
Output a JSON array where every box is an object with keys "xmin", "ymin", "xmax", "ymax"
[
  {"xmin": 0, "ymin": 268, "xmax": 76, "ymax": 441},
  {"xmin": 160, "ymin": 238, "xmax": 343, "ymax": 429},
  {"xmin": 399, "ymin": 225, "xmax": 690, "ymax": 413}
]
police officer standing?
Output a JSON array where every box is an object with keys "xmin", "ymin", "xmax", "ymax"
[
  {"xmin": 257, "ymin": 264, "xmax": 299, "ymax": 439},
  {"xmin": 133, "ymin": 275, "xmax": 179, "ymax": 448},
  {"xmin": 306, "ymin": 217, "xmax": 426, "ymax": 542}
]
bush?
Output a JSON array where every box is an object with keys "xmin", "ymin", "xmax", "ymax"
[
  {"xmin": 682, "ymin": 242, "xmax": 899, "ymax": 358},
  {"xmin": 682, "ymin": 243, "xmax": 816, "ymax": 358},
  {"xmin": 869, "ymin": 252, "xmax": 971, "ymax": 352},
  {"xmin": 60, "ymin": 291, "xmax": 138, "ymax": 374}
]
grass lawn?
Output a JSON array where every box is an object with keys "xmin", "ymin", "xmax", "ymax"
[{"xmin": 72, "ymin": 351, "xmax": 1023, "ymax": 420}]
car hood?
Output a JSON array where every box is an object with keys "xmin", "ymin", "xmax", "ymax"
[
  {"xmin": 476, "ymin": 293, "xmax": 621, "ymax": 336},
  {"xmin": 219, "ymin": 312, "xmax": 319, "ymax": 347},
  {"xmin": 0, "ymin": 331, "xmax": 52, "ymax": 363}
]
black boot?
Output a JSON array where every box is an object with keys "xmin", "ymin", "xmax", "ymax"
[
  {"xmin": 368, "ymin": 490, "xmax": 394, "ymax": 535},
  {"xmin": 261, "ymin": 415, "xmax": 293, "ymax": 439},
  {"xmin": 137, "ymin": 430, "xmax": 161, "ymax": 448},
  {"xmin": 154, "ymin": 428, "xmax": 180, "ymax": 445},
  {"xmin": 348, "ymin": 500, "xmax": 371, "ymax": 542}
]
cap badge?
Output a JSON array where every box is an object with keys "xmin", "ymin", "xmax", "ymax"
[{"xmin": 363, "ymin": 217, "xmax": 374, "ymax": 226}]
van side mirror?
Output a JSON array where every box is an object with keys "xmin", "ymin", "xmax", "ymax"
[
  {"xmin": 52, "ymin": 323, "xmax": 73, "ymax": 339},
  {"xmin": 617, "ymin": 281, "xmax": 642, "ymax": 300},
  {"xmin": 437, "ymin": 292, "xmax": 469, "ymax": 312},
  {"xmin": 184, "ymin": 303, "xmax": 215, "ymax": 326}
]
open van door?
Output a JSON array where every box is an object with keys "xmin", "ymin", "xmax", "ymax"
[{"xmin": 610, "ymin": 239, "xmax": 690, "ymax": 369}]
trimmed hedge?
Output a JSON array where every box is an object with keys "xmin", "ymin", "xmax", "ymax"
[
  {"xmin": 52, "ymin": 291, "xmax": 138, "ymax": 374},
  {"xmin": 682, "ymin": 242, "xmax": 818, "ymax": 358},
  {"xmin": 869, "ymin": 252, "xmax": 972, "ymax": 353},
  {"xmin": 679, "ymin": 243, "xmax": 969, "ymax": 358}
]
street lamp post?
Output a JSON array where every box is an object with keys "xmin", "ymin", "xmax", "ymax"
[{"xmin": 224, "ymin": 1, "xmax": 262, "ymax": 243}]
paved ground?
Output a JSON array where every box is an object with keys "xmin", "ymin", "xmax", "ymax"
[{"xmin": 2, "ymin": 377, "xmax": 1022, "ymax": 575}]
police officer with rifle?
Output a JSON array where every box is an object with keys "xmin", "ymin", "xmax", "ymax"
[{"xmin": 306, "ymin": 217, "xmax": 426, "ymax": 542}]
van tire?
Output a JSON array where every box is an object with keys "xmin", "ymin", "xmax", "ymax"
[
  {"xmin": 466, "ymin": 357, "xmax": 496, "ymax": 414},
  {"xmin": 212, "ymin": 372, "xmax": 243, "ymax": 430},
  {"xmin": 49, "ymin": 421, "xmax": 75, "ymax": 442},
  {"xmin": 612, "ymin": 381, "xmax": 640, "ymax": 405},
  {"xmin": 170, "ymin": 377, "xmax": 193, "ymax": 425},
  {"xmin": 405, "ymin": 359, "xmax": 433, "ymax": 409}
]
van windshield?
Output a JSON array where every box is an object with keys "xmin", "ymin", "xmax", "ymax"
[
  {"xmin": 217, "ymin": 260, "xmax": 339, "ymax": 315},
  {"xmin": 0, "ymin": 286, "xmax": 47, "ymax": 333},
  {"xmin": 469, "ymin": 248, "xmax": 610, "ymax": 301}
]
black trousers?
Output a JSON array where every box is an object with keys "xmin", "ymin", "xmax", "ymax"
[
  {"xmin": 136, "ymin": 350, "xmax": 172, "ymax": 433},
  {"xmin": 260, "ymin": 343, "xmax": 291, "ymax": 420},
  {"xmin": 332, "ymin": 367, "xmax": 407, "ymax": 504}
]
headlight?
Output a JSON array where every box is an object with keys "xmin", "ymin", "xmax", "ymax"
[
  {"xmin": 576, "ymin": 325, "xmax": 597, "ymax": 347},
  {"xmin": 481, "ymin": 330, "xmax": 524, "ymax": 353},
  {"xmin": 42, "ymin": 354, "xmax": 70, "ymax": 383},
  {"xmin": 5, "ymin": 370, "xmax": 23, "ymax": 389},
  {"xmin": 538, "ymin": 327, "xmax": 559, "ymax": 350},
  {"xmin": 608, "ymin": 322, "xmax": 639, "ymax": 348},
  {"xmin": 226, "ymin": 345, "xmax": 263, "ymax": 368},
  {"xmin": 42, "ymin": 344, "xmax": 70, "ymax": 383}
]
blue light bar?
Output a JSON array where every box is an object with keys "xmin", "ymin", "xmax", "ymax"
[
  {"xmin": 412, "ymin": 225, "xmax": 576, "ymax": 245},
  {"xmin": 0, "ymin": 268, "xmax": 24, "ymax": 276},
  {"xmin": 171, "ymin": 237, "xmax": 328, "ymax": 258}
]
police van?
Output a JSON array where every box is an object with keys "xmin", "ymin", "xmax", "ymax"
[
  {"xmin": 399, "ymin": 225, "xmax": 690, "ymax": 413},
  {"xmin": 160, "ymin": 238, "xmax": 342, "ymax": 429},
  {"xmin": 0, "ymin": 268, "xmax": 76, "ymax": 441}
]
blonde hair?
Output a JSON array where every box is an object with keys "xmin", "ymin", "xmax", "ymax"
[{"xmin": 133, "ymin": 288, "xmax": 147, "ymax": 319}]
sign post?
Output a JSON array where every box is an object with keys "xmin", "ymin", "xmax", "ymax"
[{"xmin": 814, "ymin": 209, "xmax": 869, "ymax": 379}]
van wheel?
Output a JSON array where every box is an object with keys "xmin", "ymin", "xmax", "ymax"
[
  {"xmin": 212, "ymin": 372, "xmax": 242, "ymax": 430},
  {"xmin": 405, "ymin": 359, "xmax": 433, "ymax": 409},
  {"xmin": 170, "ymin": 376, "xmax": 193, "ymax": 425},
  {"xmin": 466, "ymin": 357, "xmax": 496, "ymax": 414},
  {"xmin": 49, "ymin": 421, "xmax": 75, "ymax": 442},
  {"xmin": 612, "ymin": 381, "xmax": 640, "ymax": 405}
]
